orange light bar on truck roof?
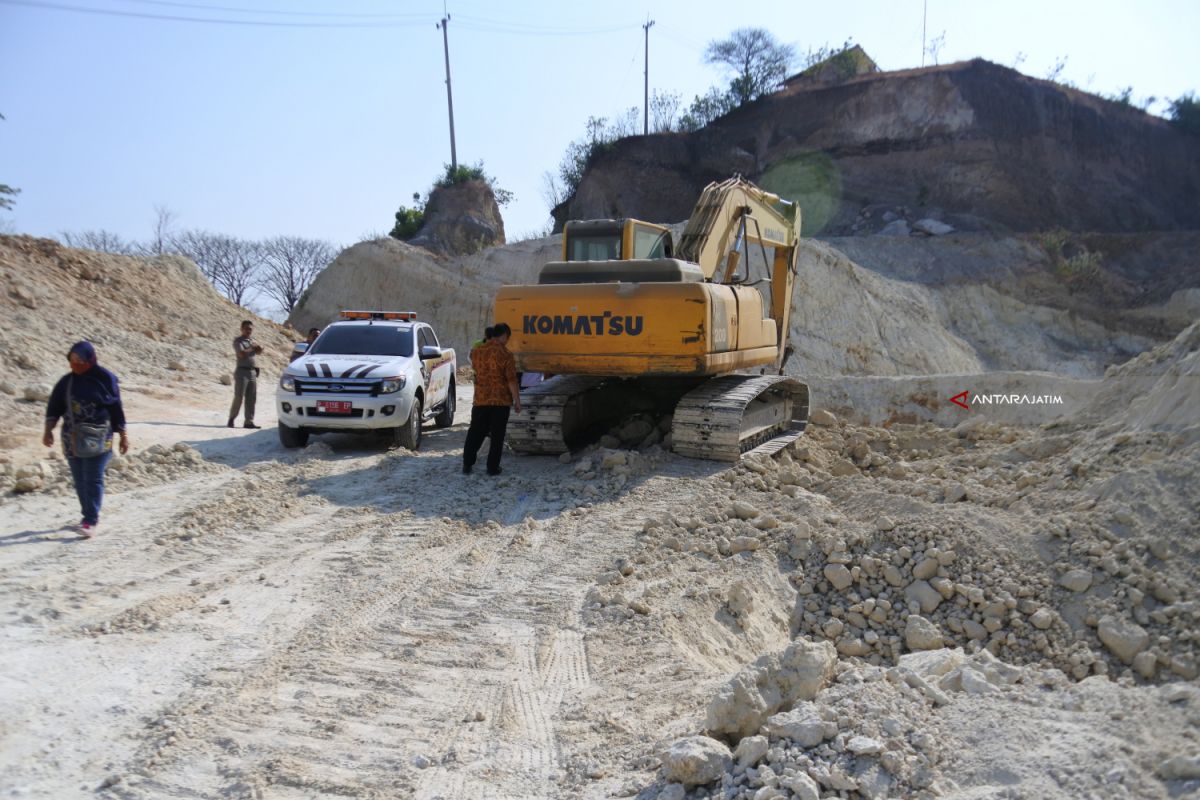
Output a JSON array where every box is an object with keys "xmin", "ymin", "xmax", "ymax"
[{"xmin": 339, "ymin": 310, "xmax": 417, "ymax": 321}]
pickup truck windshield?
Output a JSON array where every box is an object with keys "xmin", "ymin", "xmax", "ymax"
[{"xmin": 309, "ymin": 326, "xmax": 414, "ymax": 357}]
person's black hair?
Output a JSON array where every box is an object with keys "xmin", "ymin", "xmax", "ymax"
[
  {"xmin": 491, "ymin": 322, "xmax": 511, "ymax": 338},
  {"xmin": 241, "ymin": 319, "xmax": 253, "ymax": 327},
  {"xmin": 483, "ymin": 326, "xmax": 494, "ymax": 339},
  {"xmin": 308, "ymin": 327, "xmax": 320, "ymax": 336}
]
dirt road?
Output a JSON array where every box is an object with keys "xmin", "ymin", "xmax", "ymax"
[{"xmin": 0, "ymin": 385, "xmax": 723, "ymax": 799}]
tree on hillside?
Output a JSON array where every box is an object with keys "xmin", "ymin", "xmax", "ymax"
[
  {"xmin": 171, "ymin": 229, "xmax": 261, "ymax": 306},
  {"xmin": 679, "ymin": 87, "xmax": 739, "ymax": 132},
  {"xmin": 1168, "ymin": 92, "xmax": 1200, "ymax": 135},
  {"xmin": 0, "ymin": 113, "xmax": 17, "ymax": 212},
  {"xmin": 258, "ymin": 236, "xmax": 337, "ymax": 313},
  {"xmin": 704, "ymin": 28, "xmax": 795, "ymax": 106},
  {"xmin": 60, "ymin": 230, "xmax": 137, "ymax": 254},
  {"xmin": 650, "ymin": 90, "xmax": 683, "ymax": 133},
  {"xmin": 142, "ymin": 204, "xmax": 178, "ymax": 256},
  {"xmin": 391, "ymin": 192, "xmax": 424, "ymax": 241}
]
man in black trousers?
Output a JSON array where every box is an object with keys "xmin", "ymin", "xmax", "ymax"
[{"xmin": 462, "ymin": 323, "xmax": 521, "ymax": 476}]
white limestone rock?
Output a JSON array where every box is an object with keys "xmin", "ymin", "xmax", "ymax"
[
  {"xmin": 905, "ymin": 615, "xmax": 943, "ymax": 651},
  {"xmin": 660, "ymin": 736, "xmax": 732, "ymax": 787},
  {"xmin": 705, "ymin": 639, "xmax": 837, "ymax": 740},
  {"xmin": 847, "ymin": 735, "xmax": 885, "ymax": 755},
  {"xmin": 1059, "ymin": 569, "xmax": 1093, "ymax": 592},
  {"xmin": 1097, "ymin": 615, "xmax": 1150, "ymax": 664},
  {"xmin": 733, "ymin": 735, "xmax": 768, "ymax": 770},
  {"xmin": 781, "ymin": 773, "xmax": 821, "ymax": 800},
  {"xmin": 1029, "ymin": 608, "xmax": 1055, "ymax": 630},
  {"xmin": 824, "ymin": 563, "xmax": 853, "ymax": 591},
  {"xmin": 764, "ymin": 704, "xmax": 828, "ymax": 747},
  {"xmin": 898, "ymin": 648, "xmax": 966, "ymax": 678},
  {"xmin": 905, "ymin": 580, "xmax": 943, "ymax": 614},
  {"xmin": 810, "ymin": 409, "xmax": 838, "ymax": 427}
]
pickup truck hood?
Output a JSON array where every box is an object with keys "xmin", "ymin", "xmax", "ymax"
[{"xmin": 285, "ymin": 354, "xmax": 409, "ymax": 380}]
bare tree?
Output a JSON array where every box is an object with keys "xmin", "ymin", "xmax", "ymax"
[
  {"xmin": 141, "ymin": 204, "xmax": 178, "ymax": 256},
  {"xmin": 650, "ymin": 90, "xmax": 682, "ymax": 132},
  {"xmin": 171, "ymin": 229, "xmax": 261, "ymax": 306},
  {"xmin": 1046, "ymin": 55, "xmax": 1069, "ymax": 83},
  {"xmin": 258, "ymin": 236, "xmax": 337, "ymax": 314},
  {"xmin": 541, "ymin": 170, "xmax": 566, "ymax": 211},
  {"xmin": 608, "ymin": 107, "xmax": 641, "ymax": 139},
  {"xmin": 704, "ymin": 28, "xmax": 795, "ymax": 106},
  {"xmin": 924, "ymin": 31, "xmax": 946, "ymax": 66},
  {"xmin": 60, "ymin": 230, "xmax": 137, "ymax": 254}
]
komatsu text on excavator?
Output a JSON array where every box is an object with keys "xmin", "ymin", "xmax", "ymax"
[{"xmin": 493, "ymin": 177, "xmax": 809, "ymax": 462}]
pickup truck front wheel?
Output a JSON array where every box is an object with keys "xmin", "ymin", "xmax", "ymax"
[
  {"xmin": 278, "ymin": 422, "xmax": 309, "ymax": 449},
  {"xmin": 394, "ymin": 397, "xmax": 422, "ymax": 450}
]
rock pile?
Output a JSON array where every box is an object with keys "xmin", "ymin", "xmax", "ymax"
[
  {"xmin": 656, "ymin": 646, "xmax": 1200, "ymax": 799},
  {"xmin": 587, "ymin": 322, "xmax": 1198, "ymax": 796}
]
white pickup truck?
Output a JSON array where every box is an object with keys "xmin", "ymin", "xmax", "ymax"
[{"xmin": 276, "ymin": 311, "xmax": 456, "ymax": 450}]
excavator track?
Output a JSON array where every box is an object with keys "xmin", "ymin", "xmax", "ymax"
[
  {"xmin": 507, "ymin": 376, "xmax": 606, "ymax": 454},
  {"xmin": 671, "ymin": 375, "xmax": 809, "ymax": 462},
  {"xmin": 508, "ymin": 374, "xmax": 809, "ymax": 462}
]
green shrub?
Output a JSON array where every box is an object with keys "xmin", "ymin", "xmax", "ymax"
[
  {"xmin": 1038, "ymin": 228, "xmax": 1102, "ymax": 282},
  {"xmin": 1060, "ymin": 250, "xmax": 1102, "ymax": 280},
  {"xmin": 390, "ymin": 205, "xmax": 424, "ymax": 241},
  {"xmin": 435, "ymin": 161, "xmax": 513, "ymax": 206},
  {"xmin": 1168, "ymin": 92, "xmax": 1200, "ymax": 136}
]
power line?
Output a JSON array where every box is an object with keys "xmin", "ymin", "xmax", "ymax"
[
  {"xmin": 121, "ymin": 0, "xmax": 431, "ymax": 19},
  {"xmin": 0, "ymin": 0, "xmax": 437, "ymax": 27},
  {"xmin": 453, "ymin": 13, "xmax": 637, "ymax": 37}
]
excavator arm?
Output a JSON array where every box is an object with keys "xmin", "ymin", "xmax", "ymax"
[{"xmin": 677, "ymin": 177, "xmax": 801, "ymax": 373}]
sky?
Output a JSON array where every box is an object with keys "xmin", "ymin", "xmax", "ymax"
[{"xmin": 2, "ymin": 0, "xmax": 1198, "ymax": 254}]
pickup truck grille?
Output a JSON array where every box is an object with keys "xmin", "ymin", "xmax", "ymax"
[{"xmin": 294, "ymin": 377, "xmax": 382, "ymax": 396}]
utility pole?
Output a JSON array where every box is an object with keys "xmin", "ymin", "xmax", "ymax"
[
  {"xmin": 437, "ymin": 15, "xmax": 457, "ymax": 170},
  {"xmin": 643, "ymin": 18, "xmax": 655, "ymax": 135},
  {"xmin": 921, "ymin": 0, "xmax": 927, "ymax": 67}
]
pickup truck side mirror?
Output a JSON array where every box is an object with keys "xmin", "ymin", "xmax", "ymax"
[
  {"xmin": 419, "ymin": 345, "xmax": 442, "ymax": 359},
  {"xmin": 292, "ymin": 342, "xmax": 309, "ymax": 355}
]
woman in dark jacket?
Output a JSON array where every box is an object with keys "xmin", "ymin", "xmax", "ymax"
[{"xmin": 42, "ymin": 341, "xmax": 129, "ymax": 537}]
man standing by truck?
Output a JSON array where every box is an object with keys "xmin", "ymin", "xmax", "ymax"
[
  {"xmin": 462, "ymin": 322, "xmax": 520, "ymax": 476},
  {"xmin": 229, "ymin": 319, "xmax": 262, "ymax": 429}
]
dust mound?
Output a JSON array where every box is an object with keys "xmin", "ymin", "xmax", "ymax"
[{"xmin": 0, "ymin": 236, "xmax": 293, "ymax": 476}]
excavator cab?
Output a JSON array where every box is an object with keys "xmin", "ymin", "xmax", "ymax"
[{"xmin": 563, "ymin": 219, "xmax": 673, "ymax": 262}]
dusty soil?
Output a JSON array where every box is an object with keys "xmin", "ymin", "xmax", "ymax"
[{"xmin": 2, "ymin": 332, "xmax": 1198, "ymax": 799}]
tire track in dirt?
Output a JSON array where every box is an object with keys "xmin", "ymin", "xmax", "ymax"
[
  {"xmin": 409, "ymin": 484, "xmax": 688, "ymax": 799},
  {"xmin": 124, "ymin": 484, "xmax": 529, "ymax": 798}
]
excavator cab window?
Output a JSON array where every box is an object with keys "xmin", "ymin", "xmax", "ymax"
[
  {"xmin": 632, "ymin": 224, "xmax": 672, "ymax": 259},
  {"xmin": 568, "ymin": 234, "xmax": 621, "ymax": 262}
]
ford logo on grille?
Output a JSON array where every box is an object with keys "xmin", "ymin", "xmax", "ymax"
[{"xmin": 329, "ymin": 384, "xmax": 344, "ymax": 392}]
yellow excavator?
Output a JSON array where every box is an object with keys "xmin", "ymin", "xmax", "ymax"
[{"xmin": 492, "ymin": 176, "xmax": 809, "ymax": 462}]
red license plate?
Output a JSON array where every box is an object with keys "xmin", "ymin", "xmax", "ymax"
[{"xmin": 317, "ymin": 400, "xmax": 352, "ymax": 414}]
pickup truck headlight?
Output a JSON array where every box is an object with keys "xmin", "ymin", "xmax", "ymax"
[
  {"xmin": 380, "ymin": 376, "xmax": 406, "ymax": 394},
  {"xmin": 279, "ymin": 375, "xmax": 297, "ymax": 391}
]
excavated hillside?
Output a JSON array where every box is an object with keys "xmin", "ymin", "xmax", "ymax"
[
  {"xmin": 289, "ymin": 231, "xmax": 1166, "ymax": 395},
  {"xmin": 553, "ymin": 58, "xmax": 1200, "ymax": 238}
]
